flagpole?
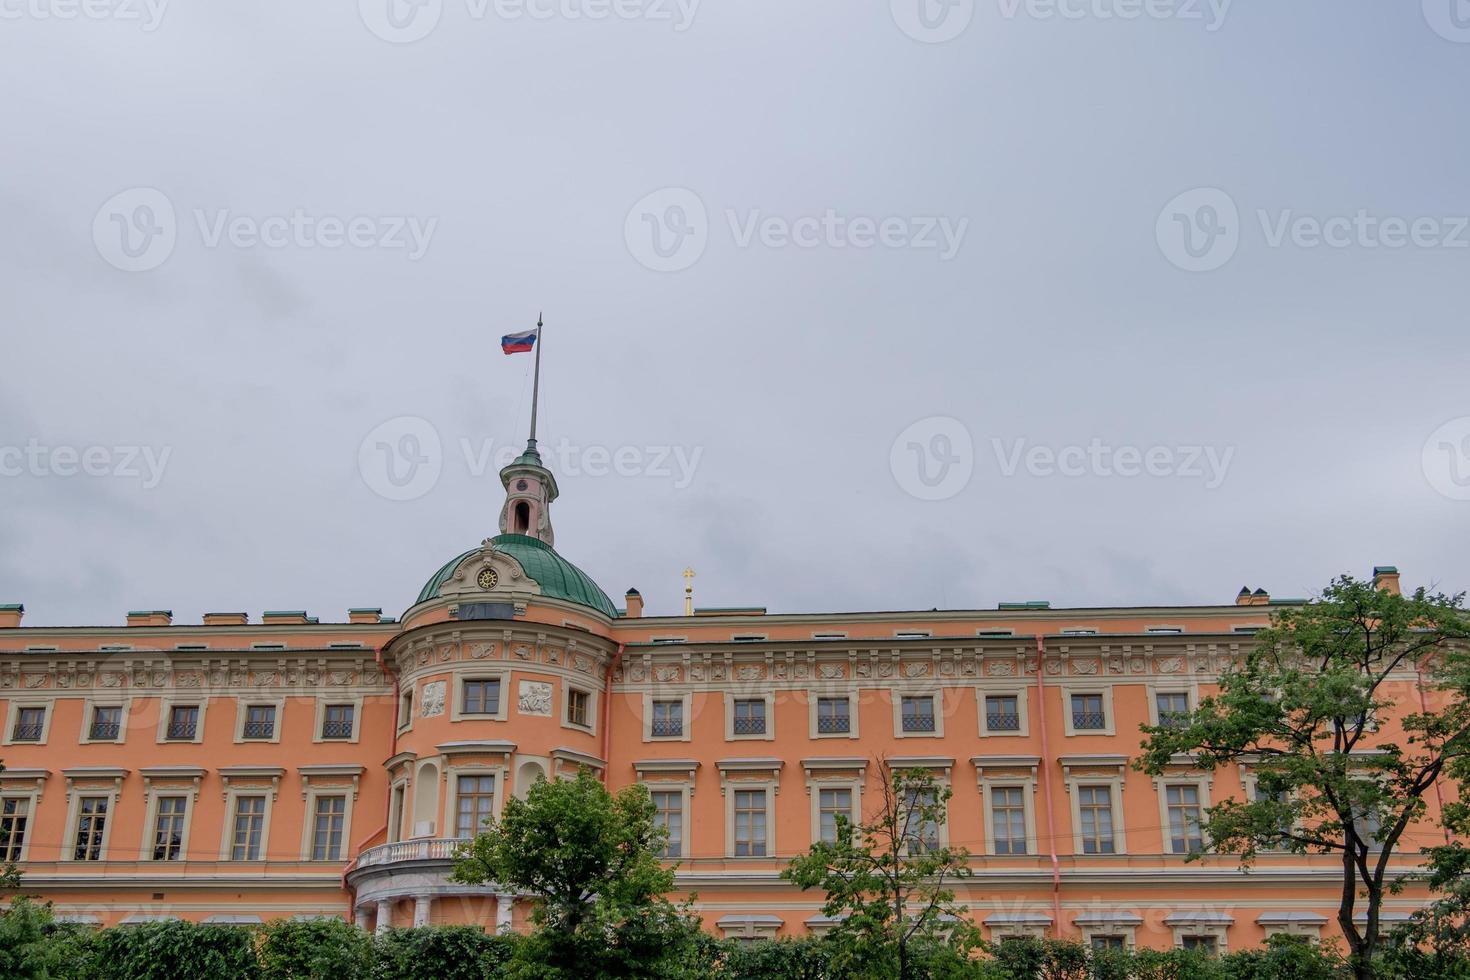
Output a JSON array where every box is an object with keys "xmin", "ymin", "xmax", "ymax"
[{"xmin": 528, "ymin": 312, "xmax": 543, "ymax": 449}]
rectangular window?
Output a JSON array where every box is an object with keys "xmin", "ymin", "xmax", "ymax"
[
  {"xmin": 566, "ymin": 689, "xmax": 590, "ymax": 728},
  {"xmin": 165, "ymin": 705, "xmax": 199, "ymax": 740},
  {"xmin": 230, "ymin": 796, "xmax": 266, "ymax": 860},
  {"xmin": 651, "ymin": 699, "xmax": 683, "ymax": 738},
  {"xmin": 818, "ymin": 787, "xmax": 853, "ymax": 843},
  {"xmin": 651, "ymin": 790, "xmax": 683, "ymax": 858},
  {"xmin": 74, "ymin": 797, "xmax": 108, "ymax": 861},
  {"xmin": 1166, "ymin": 784, "xmax": 1205, "ymax": 854},
  {"xmin": 903, "ymin": 787, "xmax": 940, "ymax": 852},
  {"xmin": 455, "ymin": 775, "xmax": 496, "ymax": 839},
  {"xmin": 0, "ymin": 799, "xmax": 28, "ymax": 861},
  {"xmin": 1181, "ymin": 936, "xmax": 1218, "ymax": 954},
  {"xmin": 901, "ymin": 696, "xmax": 936, "ymax": 733},
  {"xmin": 152, "ymin": 796, "xmax": 186, "ymax": 861},
  {"xmin": 311, "ymin": 795, "xmax": 346, "ymax": 861},
  {"xmin": 985, "ymin": 695, "xmax": 1020, "ymax": 732},
  {"xmin": 242, "ymin": 704, "xmax": 276, "ymax": 740},
  {"xmin": 991, "ymin": 786, "xmax": 1028, "ymax": 854},
  {"xmin": 1078, "ymin": 786, "xmax": 1115, "ymax": 854},
  {"xmin": 11, "ymin": 707, "xmax": 44, "ymax": 742},
  {"xmin": 89, "ymin": 705, "xmax": 122, "ymax": 741},
  {"xmin": 1156, "ymin": 692, "xmax": 1189, "ymax": 729},
  {"xmin": 1071, "ymin": 694, "xmax": 1106, "ymax": 731},
  {"xmin": 732, "ymin": 698, "xmax": 766, "ymax": 736},
  {"xmin": 463, "ymin": 679, "xmax": 501, "ymax": 715},
  {"xmin": 733, "ymin": 789, "xmax": 767, "ymax": 857},
  {"xmin": 816, "ymin": 697, "xmax": 850, "ymax": 734},
  {"xmin": 1091, "ymin": 936, "xmax": 1127, "ymax": 951},
  {"xmin": 321, "ymin": 704, "xmax": 354, "ymax": 740}
]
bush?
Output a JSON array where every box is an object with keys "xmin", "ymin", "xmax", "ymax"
[
  {"xmin": 373, "ymin": 925, "xmax": 516, "ymax": 980},
  {"xmin": 258, "ymin": 918, "xmax": 375, "ymax": 979},
  {"xmin": 75, "ymin": 919, "xmax": 259, "ymax": 980},
  {"xmin": 0, "ymin": 897, "xmax": 65, "ymax": 980}
]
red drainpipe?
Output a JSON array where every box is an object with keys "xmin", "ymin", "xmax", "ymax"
[
  {"xmin": 600, "ymin": 644, "xmax": 625, "ymax": 784},
  {"xmin": 1033, "ymin": 635, "xmax": 1064, "ymax": 935}
]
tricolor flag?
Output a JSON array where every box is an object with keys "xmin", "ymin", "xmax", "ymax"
[{"xmin": 501, "ymin": 328, "xmax": 538, "ymax": 354}]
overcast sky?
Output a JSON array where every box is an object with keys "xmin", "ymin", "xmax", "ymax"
[{"xmin": 1, "ymin": 0, "xmax": 1468, "ymax": 626}]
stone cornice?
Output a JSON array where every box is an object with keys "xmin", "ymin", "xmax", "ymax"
[
  {"xmin": 0, "ymin": 652, "xmax": 389, "ymax": 696},
  {"xmin": 386, "ymin": 621, "xmax": 615, "ymax": 687}
]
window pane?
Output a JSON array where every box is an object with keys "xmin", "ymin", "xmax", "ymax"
[
  {"xmin": 651, "ymin": 790, "xmax": 683, "ymax": 858},
  {"xmin": 0, "ymin": 798, "xmax": 28, "ymax": 861},
  {"xmin": 455, "ymin": 775, "xmax": 496, "ymax": 838}
]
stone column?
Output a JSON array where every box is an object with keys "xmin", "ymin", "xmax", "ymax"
[
  {"xmin": 413, "ymin": 895, "xmax": 432, "ymax": 927},
  {"xmin": 375, "ymin": 899, "xmax": 392, "ymax": 935},
  {"xmin": 495, "ymin": 893, "xmax": 514, "ymax": 934},
  {"xmin": 354, "ymin": 906, "xmax": 371, "ymax": 931}
]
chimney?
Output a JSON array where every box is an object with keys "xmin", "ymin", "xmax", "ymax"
[
  {"xmin": 1235, "ymin": 587, "xmax": 1252, "ymax": 606},
  {"xmin": 624, "ymin": 589, "xmax": 643, "ymax": 619},
  {"xmin": 262, "ymin": 610, "xmax": 310, "ymax": 625},
  {"xmin": 203, "ymin": 612, "xmax": 249, "ymax": 626},
  {"xmin": 126, "ymin": 610, "xmax": 174, "ymax": 627},
  {"xmin": 1250, "ymin": 588, "xmax": 1270, "ymax": 605},
  {"xmin": 348, "ymin": 607, "xmax": 383, "ymax": 625},
  {"xmin": 1372, "ymin": 566, "xmax": 1401, "ymax": 596},
  {"xmin": 0, "ymin": 604, "xmax": 22, "ymax": 628}
]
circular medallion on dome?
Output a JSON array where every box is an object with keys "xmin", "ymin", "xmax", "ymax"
[{"xmin": 477, "ymin": 568, "xmax": 499, "ymax": 590}]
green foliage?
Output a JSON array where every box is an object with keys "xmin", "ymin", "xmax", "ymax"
[
  {"xmin": 73, "ymin": 918, "xmax": 259, "ymax": 980},
  {"xmin": 0, "ymin": 898, "xmax": 65, "ymax": 979},
  {"xmin": 256, "ymin": 917, "xmax": 375, "ymax": 979},
  {"xmin": 373, "ymin": 925, "xmax": 515, "ymax": 980},
  {"xmin": 784, "ymin": 763, "xmax": 982, "ymax": 979},
  {"xmin": 718, "ymin": 937, "xmax": 832, "ymax": 980},
  {"xmin": 1135, "ymin": 575, "xmax": 1470, "ymax": 977},
  {"xmin": 451, "ymin": 767, "xmax": 701, "ymax": 978}
]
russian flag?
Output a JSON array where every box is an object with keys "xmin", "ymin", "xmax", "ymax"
[{"xmin": 501, "ymin": 328, "xmax": 538, "ymax": 354}]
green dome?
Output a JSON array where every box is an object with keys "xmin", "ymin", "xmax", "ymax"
[{"xmin": 415, "ymin": 534, "xmax": 617, "ymax": 618}]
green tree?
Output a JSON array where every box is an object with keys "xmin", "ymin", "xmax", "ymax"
[
  {"xmin": 1136, "ymin": 574, "xmax": 1470, "ymax": 980},
  {"xmin": 0, "ymin": 897, "xmax": 64, "ymax": 979},
  {"xmin": 373, "ymin": 925, "xmax": 515, "ymax": 980},
  {"xmin": 783, "ymin": 762, "xmax": 981, "ymax": 979},
  {"xmin": 79, "ymin": 919, "xmax": 259, "ymax": 980},
  {"xmin": 256, "ymin": 917, "xmax": 375, "ymax": 979},
  {"xmin": 450, "ymin": 767, "xmax": 698, "ymax": 978}
]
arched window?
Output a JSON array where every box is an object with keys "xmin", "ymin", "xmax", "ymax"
[{"xmin": 513, "ymin": 501, "xmax": 530, "ymax": 534}]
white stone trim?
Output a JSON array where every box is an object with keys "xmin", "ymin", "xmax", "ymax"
[
  {"xmin": 643, "ymin": 691, "xmax": 692, "ymax": 742},
  {"xmin": 78, "ymin": 697, "xmax": 132, "ymax": 745},
  {"xmin": 1164, "ymin": 910, "xmax": 1233, "ymax": 951},
  {"xmin": 973, "ymin": 756, "xmax": 1039, "ymax": 856},
  {"xmin": 724, "ymin": 691, "xmax": 775, "ymax": 742},
  {"xmin": 451, "ymin": 671, "xmax": 511, "ymax": 723},
  {"xmin": 233, "ymin": 698, "xmax": 285, "ymax": 744},
  {"xmin": 1256, "ymin": 911, "xmax": 1327, "ymax": 940},
  {"xmin": 313, "ymin": 696, "xmax": 363, "ymax": 744},
  {"xmin": 217, "ymin": 767, "xmax": 284, "ymax": 861},
  {"xmin": 802, "ymin": 758, "xmax": 866, "ymax": 844},
  {"xmin": 985, "ymin": 912, "xmax": 1052, "ymax": 940},
  {"xmin": 718, "ymin": 759, "xmax": 782, "ymax": 858},
  {"xmin": 1060, "ymin": 685, "xmax": 1115, "ymax": 737},
  {"xmin": 807, "ymin": 689, "xmax": 859, "ymax": 740},
  {"xmin": 1061, "ymin": 755, "xmax": 1128, "ymax": 855},
  {"xmin": 138, "ymin": 767, "xmax": 203, "ymax": 862},
  {"xmin": 1075, "ymin": 911, "xmax": 1142, "ymax": 949},
  {"xmin": 562, "ymin": 682, "xmax": 597, "ymax": 735},
  {"xmin": 61, "ymin": 768, "xmax": 126, "ymax": 863},
  {"xmin": 976, "ymin": 687, "xmax": 1029, "ymax": 737},
  {"xmin": 892, "ymin": 690, "xmax": 945, "ymax": 738},
  {"xmin": 155, "ymin": 697, "xmax": 209, "ymax": 745},
  {"xmin": 3, "ymin": 698, "xmax": 55, "ymax": 746}
]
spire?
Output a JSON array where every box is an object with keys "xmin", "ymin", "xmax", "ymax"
[{"xmin": 499, "ymin": 313, "xmax": 557, "ymax": 545}]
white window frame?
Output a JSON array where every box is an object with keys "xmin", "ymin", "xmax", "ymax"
[
  {"xmin": 977, "ymin": 688, "xmax": 1029, "ymax": 737},
  {"xmin": 1061, "ymin": 687, "xmax": 1115, "ymax": 737},
  {"xmin": 1165, "ymin": 911, "xmax": 1232, "ymax": 951},
  {"xmin": 1075, "ymin": 913, "xmax": 1142, "ymax": 950},
  {"xmin": 1146, "ymin": 683, "xmax": 1196, "ymax": 728},
  {"xmin": 79, "ymin": 697, "xmax": 132, "ymax": 745},
  {"xmin": 974, "ymin": 756, "xmax": 1040, "ymax": 856},
  {"xmin": 0, "ymin": 769, "xmax": 46, "ymax": 863},
  {"xmin": 301, "ymin": 790, "xmax": 354, "ymax": 862},
  {"xmin": 808, "ymin": 690, "xmax": 859, "ymax": 740},
  {"xmin": 234, "ymin": 699, "xmax": 285, "ymax": 744},
  {"xmin": 156, "ymin": 698, "xmax": 208, "ymax": 745},
  {"xmin": 445, "ymin": 766, "xmax": 506, "ymax": 840},
  {"xmin": 646, "ymin": 784, "xmax": 690, "ymax": 858},
  {"xmin": 313, "ymin": 697, "xmax": 363, "ymax": 744},
  {"xmin": 563, "ymin": 683, "xmax": 597, "ymax": 734},
  {"xmin": 1155, "ymin": 772, "xmax": 1213, "ymax": 856},
  {"xmin": 217, "ymin": 767, "xmax": 284, "ymax": 861},
  {"xmin": 1062, "ymin": 756, "xmax": 1128, "ymax": 855},
  {"xmin": 1256, "ymin": 912, "xmax": 1326, "ymax": 940},
  {"xmin": 142, "ymin": 791, "xmax": 194, "ymax": 862},
  {"xmin": 725, "ymin": 691, "xmax": 775, "ymax": 742},
  {"xmin": 802, "ymin": 759, "xmax": 866, "ymax": 846},
  {"xmin": 643, "ymin": 692, "xmax": 693, "ymax": 742},
  {"xmin": 451, "ymin": 672, "xmax": 510, "ymax": 722},
  {"xmin": 718, "ymin": 760, "xmax": 782, "ymax": 859},
  {"xmin": 893, "ymin": 691, "xmax": 944, "ymax": 738},
  {"xmin": 633, "ymin": 759, "xmax": 699, "ymax": 859},
  {"xmin": 61, "ymin": 768, "xmax": 126, "ymax": 863},
  {"xmin": 3, "ymin": 699, "xmax": 54, "ymax": 746}
]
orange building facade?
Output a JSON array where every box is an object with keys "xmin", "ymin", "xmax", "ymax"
[{"xmin": 0, "ymin": 439, "xmax": 1442, "ymax": 950}]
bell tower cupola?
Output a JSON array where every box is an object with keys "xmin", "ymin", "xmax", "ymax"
[{"xmin": 498, "ymin": 440, "xmax": 558, "ymax": 546}]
